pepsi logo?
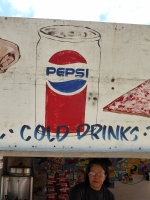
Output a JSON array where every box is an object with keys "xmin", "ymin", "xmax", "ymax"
[{"xmin": 49, "ymin": 50, "xmax": 87, "ymax": 65}]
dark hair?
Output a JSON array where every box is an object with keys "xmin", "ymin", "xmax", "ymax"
[{"xmin": 84, "ymin": 158, "xmax": 112, "ymax": 187}]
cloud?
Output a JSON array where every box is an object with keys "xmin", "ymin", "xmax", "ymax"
[
  {"xmin": 102, "ymin": 0, "xmax": 150, "ymax": 24},
  {"xmin": 7, "ymin": 0, "xmax": 33, "ymax": 13},
  {"xmin": 0, "ymin": 0, "xmax": 33, "ymax": 17},
  {"xmin": 5, "ymin": 0, "xmax": 150, "ymax": 24}
]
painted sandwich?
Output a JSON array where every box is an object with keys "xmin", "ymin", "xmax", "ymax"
[{"xmin": 0, "ymin": 38, "xmax": 20, "ymax": 73}]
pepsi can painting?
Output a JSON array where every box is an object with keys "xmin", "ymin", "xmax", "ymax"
[{"xmin": 36, "ymin": 25, "xmax": 101, "ymax": 133}]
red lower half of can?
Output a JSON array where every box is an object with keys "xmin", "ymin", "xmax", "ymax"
[{"xmin": 45, "ymin": 83, "xmax": 87, "ymax": 133}]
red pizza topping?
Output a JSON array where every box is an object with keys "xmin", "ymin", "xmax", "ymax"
[
  {"xmin": 103, "ymin": 79, "xmax": 150, "ymax": 117},
  {"xmin": 49, "ymin": 50, "xmax": 87, "ymax": 65}
]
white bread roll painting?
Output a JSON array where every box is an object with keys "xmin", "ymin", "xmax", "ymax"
[{"xmin": 0, "ymin": 38, "xmax": 20, "ymax": 74}]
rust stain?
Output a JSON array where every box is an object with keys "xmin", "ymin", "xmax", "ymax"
[{"xmin": 111, "ymin": 77, "xmax": 115, "ymax": 82}]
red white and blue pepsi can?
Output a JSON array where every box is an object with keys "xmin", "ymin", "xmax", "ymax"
[{"xmin": 36, "ymin": 25, "xmax": 101, "ymax": 133}]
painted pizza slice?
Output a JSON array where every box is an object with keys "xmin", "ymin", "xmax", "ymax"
[{"xmin": 103, "ymin": 79, "xmax": 150, "ymax": 117}]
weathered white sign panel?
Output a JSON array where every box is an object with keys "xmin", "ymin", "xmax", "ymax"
[{"xmin": 1, "ymin": 17, "xmax": 150, "ymax": 152}]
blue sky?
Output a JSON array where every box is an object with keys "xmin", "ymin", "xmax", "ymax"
[
  {"xmin": 0, "ymin": 0, "xmax": 150, "ymax": 25},
  {"xmin": 0, "ymin": 0, "xmax": 34, "ymax": 17}
]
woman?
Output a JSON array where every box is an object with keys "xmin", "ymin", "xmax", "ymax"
[{"xmin": 69, "ymin": 158, "xmax": 115, "ymax": 200}]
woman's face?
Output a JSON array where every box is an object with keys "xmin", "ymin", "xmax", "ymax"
[{"xmin": 88, "ymin": 164, "xmax": 106, "ymax": 191}]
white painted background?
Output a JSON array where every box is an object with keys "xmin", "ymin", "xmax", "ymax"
[{"xmin": 1, "ymin": 17, "xmax": 150, "ymax": 152}]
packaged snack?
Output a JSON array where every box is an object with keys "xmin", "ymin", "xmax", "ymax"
[
  {"xmin": 58, "ymin": 194, "xmax": 68, "ymax": 200},
  {"xmin": 47, "ymin": 186, "xmax": 57, "ymax": 194},
  {"xmin": 57, "ymin": 171, "xmax": 67, "ymax": 179},
  {"xmin": 47, "ymin": 171, "xmax": 56, "ymax": 181},
  {"xmin": 47, "ymin": 194, "xmax": 57, "ymax": 200},
  {"xmin": 46, "ymin": 180, "xmax": 55, "ymax": 187}
]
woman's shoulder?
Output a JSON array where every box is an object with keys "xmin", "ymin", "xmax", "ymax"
[
  {"xmin": 71, "ymin": 182, "xmax": 87, "ymax": 190},
  {"xmin": 102, "ymin": 185, "xmax": 115, "ymax": 199},
  {"xmin": 69, "ymin": 182, "xmax": 88, "ymax": 200}
]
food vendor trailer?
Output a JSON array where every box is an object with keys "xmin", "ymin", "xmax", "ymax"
[{"xmin": 1, "ymin": 16, "xmax": 150, "ymax": 199}]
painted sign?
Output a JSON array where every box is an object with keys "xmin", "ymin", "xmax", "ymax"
[{"xmin": 1, "ymin": 17, "xmax": 150, "ymax": 152}]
